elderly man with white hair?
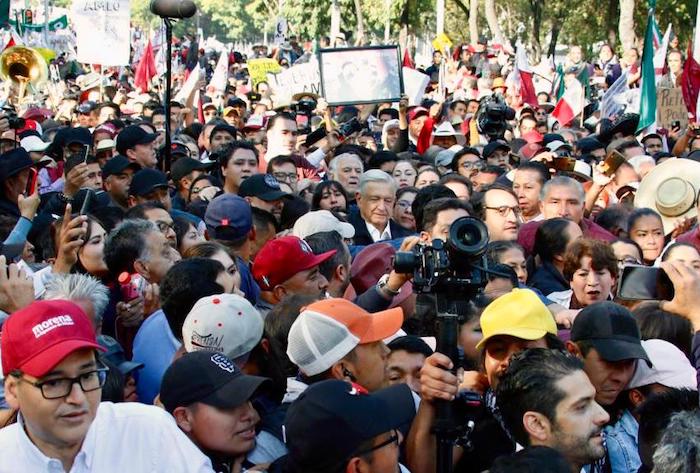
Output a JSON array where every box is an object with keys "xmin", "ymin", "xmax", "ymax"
[
  {"xmin": 328, "ymin": 151, "xmax": 364, "ymax": 197},
  {"xmin": 348, "ymin": 170, "xmax": 416, "ymax": 245}
]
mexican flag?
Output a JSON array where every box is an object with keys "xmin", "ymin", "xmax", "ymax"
[
  {"xmin": 552, "ymin": 77, "xmax": 585, "ymax": 126},
  {"xmin": 637, "ymin": 2, "xmax": 658, "ymax": 133}
]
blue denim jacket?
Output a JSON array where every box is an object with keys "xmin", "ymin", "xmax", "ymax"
[{"xmin": 604, "ymin": 409, "xmax": 641, "ymax": 473}]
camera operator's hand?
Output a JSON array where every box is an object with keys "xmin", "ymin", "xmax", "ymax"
[
  {"xmin": 379, "ymin": 236, "xmax": 420, "ymax": 299},
  {"xmin": 420, "ymin": 352, "xmax": 459, "ymax": 402},
  {"xmin": 660, "ymin": 261, "xmax": 700, "ymax": 331},
  {"xmin": 63, "ymin": 163, "xmax": 90, "ymax": 198},
  {"xmin": 0, "ymin": 114, "xmax": 10, "ymax": 133}
]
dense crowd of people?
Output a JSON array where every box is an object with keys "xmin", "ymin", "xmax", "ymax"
[{"xmin": 0, "ymin": 33, "xmax": 699, "ymax": 473}]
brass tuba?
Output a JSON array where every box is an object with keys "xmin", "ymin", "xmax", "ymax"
[{"xmin": 0, "ymin": 46, "xmax": 48, "ymax": 101}]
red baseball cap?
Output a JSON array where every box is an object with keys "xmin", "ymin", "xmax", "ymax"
[
  {"xmin": 408, "ymin": 107, "xmax": 429, "ymax": 121},
  {"xmin": 1, "ymin": 300, "xmax": 104, "ymax": 378},
  {"xmin": 252, "ymin": 236, "xmax": 336, "ymax": 290}
]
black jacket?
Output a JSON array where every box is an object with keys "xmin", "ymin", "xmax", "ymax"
[{"xmin": 348, "ymin": 210, "xmax": 415, "ymax": 247}]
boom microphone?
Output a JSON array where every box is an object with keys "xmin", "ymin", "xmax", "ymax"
[{"xmin": 150, "ymin": 0, "xmax": 196, "ymax": 18}]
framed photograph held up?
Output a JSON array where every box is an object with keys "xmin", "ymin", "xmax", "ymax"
[{"xmin": 318, "ymin": 45, "xmax": 404, "ymax": 106}]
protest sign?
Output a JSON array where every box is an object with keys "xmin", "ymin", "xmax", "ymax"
[
  {"xmin": 657, "ymin": 87, "xmax": 688, "ymax": 130},
  {"xmin": 402, "ymin": 67, "xmax": 430, "ymax": 106},
  {"xmin": 267, "ymin": 61, "xmax": 321, "ymax": 105},
  {"xmin": 248, "ymin": 58, "xmax": 283, "ymax": 86},
  {"xmin": 319, "ymin": 45, "xmax": 403, "ymax": 106},
  {"xmin": 432, "ymin": 33, "xmax": 452, "ymax": 54},
  {"xmin": 72, "ymin": 0, "xmax": 130, "ymax": 66},
  {"xmin": 274, "ymin": 18, "xmax": 288, "ymax": 45}
]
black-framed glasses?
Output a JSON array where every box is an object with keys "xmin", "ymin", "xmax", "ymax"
[
  {"xmin": 156, "ymin": 220, "xmax": 175, "ymax": 234},
  {"xmin": 15, "ymin": 367, "xmax": 109, "ymax": 400},
  {"xmin": 272, "ymin": 172, "xmax": 298, "ymax": 183},
  {"xmin": 484, "ymin": 205, "xmax": 522, "ymax": 218},
  {"xmin": 355, "ymin": 430, "xmax": 399, "ymax": 456}
]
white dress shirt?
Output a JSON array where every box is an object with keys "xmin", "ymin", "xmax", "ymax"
[
  {"xmin": 366, "ymin": 220, "xmax": 392, "ymax": 242},
  {"xmin": 0, "ymin": 402, "xmax": 214, "ymax": 473}
]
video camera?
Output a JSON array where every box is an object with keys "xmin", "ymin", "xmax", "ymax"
[
  {"xmin": 475, "ymin": 94, "xmax": 515, "ymax": 142},
  {"xmin": 394, "ymin": 216, "xmax": 492, "ymax": 473},
  {"xmin": 394, "ymin": 216, "xmax": 490, "ymax": 294}
]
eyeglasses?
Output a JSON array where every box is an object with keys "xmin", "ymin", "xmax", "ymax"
[
  {"xmin": 618, "ymin": 257, "xmax": 640, "ymax": 266},
  {"xmin": 396, "ymin": 200, "xmax": 413, "ymax": 210},
  {"xmin": 460, "ymin": 161, "xmax": 485, "ymax": 171},
  {"xmin": 272, "ymin": 172, "xmax": 298, "ymax": 183},
  {"xmin": 485, "ymin": 205, "xmax": 522, "ymax": 218},
  {"xmin": 355, "ymin": 430, "xmax": 400, "ymax": 456},
  {"xmin": 15, "ymin": 368, "xmax": 109, "ymax": 400},
  {"xmin": 156, "ymin": 221, "xmax": 175, "ymax": 233}
]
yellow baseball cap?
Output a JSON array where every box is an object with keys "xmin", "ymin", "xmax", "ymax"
[{"xmin": 476, "ymin": 289, "xmax": 557, "ymax": 349}]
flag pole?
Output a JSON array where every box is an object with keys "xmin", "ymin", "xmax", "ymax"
[{"xmin": 579, "ymin": 83, "xmax": 585, "ymax": 128}]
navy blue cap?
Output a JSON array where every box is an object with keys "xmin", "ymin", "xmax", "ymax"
[
  {"xmin": 238, "ymin": 174, "xmax": 289, "ymax": 201},
  {"xmin": 576, "ymin": 137, "xmax": 605, "ymax": 154},
  {"xmin": 483, "ymin": 140, "xmax": 510, "ymax": 158},
  {"xmin": 116, "ymin": 125, "xmax": 158, "ymax": 155},
  {"xmin": 65, "ymin": 127, "xmax": 92, "ymax": 146},
  {"xmin": 129, "ymin": 168, "xmax": 168, "ymax": 196},
  {"xmin": 284, "ymin": 380, "xmax": 415, "ymax": 473},
  {"xmin": 102, "ymin": 155, "xmax": 141, "ymax": 179},
  {"xmin": 204, "ymin": 194, "xmax": 253, "ymax": 241},
  {"xmin": 160, "ymin": 351, "xmax": 270, "ymax": 414},
  {"xmin": 0, "ymin": 147, "xmax": 33, "ymax": 180}
]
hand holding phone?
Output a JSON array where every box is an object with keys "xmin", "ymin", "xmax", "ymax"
[
  {"xmin": 617, "ymin": 265, "xmax": 674, "ymax": 301},
  {"xmin": 24, "ymin": 167, "xmax": 38, "ymax": 196}
]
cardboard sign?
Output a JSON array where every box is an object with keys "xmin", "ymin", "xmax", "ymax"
[
  {"xmin": 72, "ymin": 0, "xmax": 130, "ymax": 66},
  {"xmin": 274, "ymin": 18, "xmax": 287, "ymax": 45},
  {"xmin": 267, "ymin": 61, "xmax": 321, "ymax": 104},
  {"xmin": 431, "ymin": 33, "xmax": 452, "ymax": 54},
  {"xmin": 657, "ymin": 87, "xmax": 689, "ymax": 130},
  {"xmin": 248, "ymin": 58, "xmax": 282, "ymax": 86},
  {"xmin": 402, "ymin": 67, "xmax": 430, "ymax": 106}
]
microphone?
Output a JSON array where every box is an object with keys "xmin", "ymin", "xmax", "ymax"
[{"xmin": 150, "ymin": 0, "xmax": 196, "ymax": 18}]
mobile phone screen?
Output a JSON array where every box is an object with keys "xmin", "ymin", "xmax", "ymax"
[{"xmin": 617, "ymin": 265, "xmax": 674, "ymax": 301}]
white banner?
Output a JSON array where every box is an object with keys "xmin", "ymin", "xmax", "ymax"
[
  {"xmin": 402, "ymin": 67, "xmax": 430, "ymax": 106},
  {"xmin": 72, "ymin": 0, "xmax": 130, "ymax": 66},
  {"xmin": 267, "ymin": 60, "xmax": 321, "ymax": 104}
]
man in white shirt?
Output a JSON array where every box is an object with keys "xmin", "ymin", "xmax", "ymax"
[
  {"xmin": 350, "ymin": 170, "xmax": 414, "ymax": 245},
  {"xmin": 0, "ymin": 299, "xmax": 213, "ymax": 473}
]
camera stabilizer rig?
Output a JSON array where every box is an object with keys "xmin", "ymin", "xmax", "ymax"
[{"xmin": 394, "ymin": 217, "xmax": 504, "ymax": 473}]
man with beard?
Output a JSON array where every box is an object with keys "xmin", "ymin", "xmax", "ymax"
[{"xmin": 496, "ymin": 348, "xmax": 610, "ymax": 472}]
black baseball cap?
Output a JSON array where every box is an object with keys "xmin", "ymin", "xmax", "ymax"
[
  {"xmin": 239, "ymin": 174, "xmax": 289, "ymax": 201},
  {"xmin": 129, "ymin": 168, "xmax": 168, "ymax": 196},
  {"xmin": 116, "ymin": 125, "xmax": 158, "ymax": 155},
  {"xmin": 97, "ymin": 335, "xmax": 143, "ymax": 375},
  {"xmin": 570, "ymin": 301, "xmax": 651, "ymax": 366},
  {"xmin": 65, "ymin": 127, "xmax": 92, "ymax": 146},
  {"xmin": 159, "ymin": 350, "xmax": 270, "ymax": 414},
  {"xmin": 284, "ymin": 380, "xmax": 415, "ymax": 473},
  {"xmin": 483, "ymin": 140, "xmax": 510, "ymax": 158},
  {"xmin": 102, "ymin": 155, "xmax": 140, "ymax": 179},
  {"xmin": 170, "ymin": 157, "xmax": 211, "ymax": 182},
  {"xmin": 170, "ymin": 142, "xmax": 191, "ymax": 159},
  {"xmin": 0, "ymin": 148, "xmax": 32, "ymax": 180},
  {"xmin": 209, "ymin": 123, "xmax": 238, "ymax": 141},
  {"xmin": 576, "ymin": 137, "xmax": 605, "ymax": 155}
]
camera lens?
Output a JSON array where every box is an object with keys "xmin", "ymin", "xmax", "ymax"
[
  {"xmin": 393, "ymin": 251, "xmax": 418, "ymax": 274},
  {"xmin": 448, "ymin": 217, "xmax": 489, "ymax": 257}
]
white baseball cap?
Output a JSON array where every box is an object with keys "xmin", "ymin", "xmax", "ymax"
[
  {"xmin": 182, "ymin": 294, "xmax": 264, "ymax": 363},
  {"xmin": 292, "ymin": 210, "xmax": 355, "ymax": 240},
  {"xmin": 20, "ymin": 135, "xmax": 50, "ymax": 153},
  {"xmin": 628, "ymin": 339, "xmax": 697, "ymax": 390}
]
